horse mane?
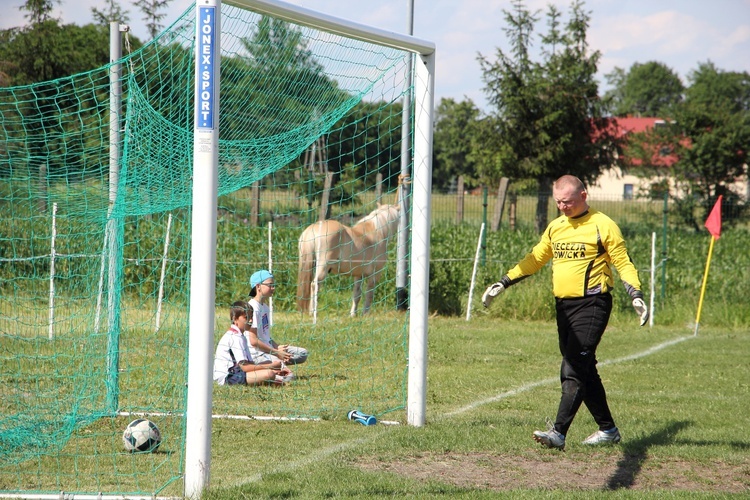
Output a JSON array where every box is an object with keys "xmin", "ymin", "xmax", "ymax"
[
  {"xmin": 354, "ymin": 204, "xmax": 399, "ymax": 238},
  {"xmin": 355, "ymin": 206, "xmax": 385, "ymax": 225}
]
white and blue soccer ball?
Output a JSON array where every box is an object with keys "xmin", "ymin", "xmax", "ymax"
[{"xmin": 122, "ymin": 418, "xmax": 162, "ymax": 453}]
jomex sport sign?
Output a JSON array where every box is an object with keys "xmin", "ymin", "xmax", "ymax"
[{"xmin": 197, "ymin": 6, "xmax": 217, "ymax": 130}]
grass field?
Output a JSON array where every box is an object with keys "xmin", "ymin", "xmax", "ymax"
[
  {"xmin": 5, "ymin": 299, "xmax": 749, "ymax": 498},
  {"xmin": 197, "ymin": 316, "xmax": 749, "ymax": 498},
  {"xmin": 2, "ymin": 265, "xmax": 748, "ymax": 498}
]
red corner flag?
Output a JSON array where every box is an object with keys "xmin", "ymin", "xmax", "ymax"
[{"xmin": 704, "ymin": 195, "xmax": 723, "ymax": 239}]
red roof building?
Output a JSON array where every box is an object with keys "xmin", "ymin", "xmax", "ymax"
[
  {"xmin": 588, "ymin": 117, "xmax": 748, "ymax": 201},
  {"xmin": 588, "ymin": 116, "xmax": 677, "ymax": 200}
]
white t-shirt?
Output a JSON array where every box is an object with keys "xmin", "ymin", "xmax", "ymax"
[
  {"xmin": 247, "ymin": 297, "xmax": 272, "ymax": 363},
  {"xmin": 213, "ymin": 325, "xmax": 252, "ymax": 385}
]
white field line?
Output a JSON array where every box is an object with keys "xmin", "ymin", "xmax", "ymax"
[
  {"xmin": 443, "ymin": 334, "xmax": 693, "ymax": 420},
  {"xmin": 238, "ymin": 434, "xmax": 379, "ymax": 485},
  {"xmin": 118, "ymin": 411, "xmax": 401, "ymax": 426},
  {"xmin": 227, "ymin": 334, "xmax": 693, "ymax": 487}
]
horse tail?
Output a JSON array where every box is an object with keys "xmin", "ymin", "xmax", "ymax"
[{"xmin": 297, "ymin": 226, "xmax": 315, "ymax": 314}]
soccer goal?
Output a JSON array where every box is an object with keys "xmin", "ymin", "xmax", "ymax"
[{"xmin": 0, "ymin": 0, "xmax": 434, "ymax": 498}]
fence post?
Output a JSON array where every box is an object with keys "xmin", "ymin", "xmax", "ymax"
[
  {"xmin": 491, "ymin": 177, "xmax": 509, "ymax": 231},
  {"xmin": 38, "ymin": 161, "xmax": 48, "ymax": 214},
  {"xmin": 294, "ymin": 170, "xmax": 302, "ymax": 210},
  {"xmin": 535, "ymin": 179, "xmax": 552, "ymax": 233},
  {"xmin": 375, "ymin": 172, "xmax": 383, "ymax": 205},
  {"xmin": 456, "ymin": 175, "xmax": 464, "ymax": 225},
  {"xmin": 481, "ymin": 187, "xmax": 488, "ymax": 265},
  {"xmin": 661, "ymin": 192, "xmax": 668, "ymax": 300},
  {"xmin": 307, "ymin": 169, "xmax": 314, "ymax": 225},
  {"xmin": 251, "ymin": 181, "xmax": 260, "ymax": 226},
  {"xmin": 318, "ymin": 171, "xmax": 333, "ymax": 221}
]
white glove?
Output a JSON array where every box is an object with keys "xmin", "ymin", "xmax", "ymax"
[
  {"xmin": 632, "ymin": 297, "xmax": 649, "ymax": 326},
  {"xmin": 482, "ymin": 282, "xmax": 505, "ymax": 308}
]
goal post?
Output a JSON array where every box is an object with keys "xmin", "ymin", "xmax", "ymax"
[
  {"xmin": 184, "ymin": 0, "xmax": 435, "ymax": 496},
  {"xmin": 406, "ymin": 41, "xmax": 435, "ymax": 429},
  {"xmin": 185, "ymin": 1, "xmax": 221, "ymax": 498}
]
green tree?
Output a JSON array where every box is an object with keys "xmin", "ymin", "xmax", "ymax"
[
  {"xmin": 0, "ymin": 0, "xmax": 112, "ymax": 85},
  {"xmin": 324, "ymin": 100, "xmax": 403, "ymax": 203},
  {"xmin": 221, "ymin": 16, "xmax": 356, "ymax": 201},
  {"xmin": 134, "ymin": 0, "xmax": 172, "ymax": 40},
  {"xmin": 686, "ymin": 61, "xmax": 750, "ymax": 112},
  {"xmin": 0, "ymin": 0, "xmax": 115, "ymax": 196},
  {"xmin": 221, "ymin": 17, "xmax": 345, "ymax": 139},
  {"xmin": 4, "ymin": 0, "xmax": 61, "ymax": 84},
  {"xmin": 626, "ymin": 62, "xmax": 749, "ymax": 229},
  {"xmin": 478, "ymin": 0, "xmax": 618, "ymax": 231},
  {"xmin": 432, "ymin": 97, "xmax": 481, "ymax": 191},
  {"xmin": 91, "ymin": 0, "xmax": 131, "ymax": 25},
  {"xmin": 601, "ymin": 66, "xmax": 626, "ymax": 114},
  {"xmin": 20, "ymin": 0, "xmax": 59, "ymax": 24},
  {"xmin": 603, "ymin": 61, "xmax": 684, "ymax": 117}
]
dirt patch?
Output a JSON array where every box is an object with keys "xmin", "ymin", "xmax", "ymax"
[{"xmin": 356, "ymin": 451, "xmax": 750, "ymax": 493}]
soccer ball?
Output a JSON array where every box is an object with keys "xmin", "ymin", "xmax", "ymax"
[{"xmin": 122, "ymin": 419, "xmax": 161, "ymax": 453}]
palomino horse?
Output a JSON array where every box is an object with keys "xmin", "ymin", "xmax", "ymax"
[{"xmin": 297, "ymin": 204, "xmax": 401, "ymax": 317}]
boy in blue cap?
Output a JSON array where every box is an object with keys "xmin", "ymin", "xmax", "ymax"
[{"xmin": 247, "ymin": 270, "xmax": 309, "ymax": 371}]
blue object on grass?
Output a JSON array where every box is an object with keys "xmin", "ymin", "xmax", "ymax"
[{"xmin": 347, "ymin": 410, "xmax": 377, "ymax": 426}]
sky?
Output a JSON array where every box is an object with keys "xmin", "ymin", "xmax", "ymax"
[{"xmin": 2, "ymin": 0, "xmax": 749, "ymax": 109}]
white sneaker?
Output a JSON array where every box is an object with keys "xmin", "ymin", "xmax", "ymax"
[
  {"xmin": 582, "ymin": 427, "xmax": 621, "ymax": 445},
  {"xmin": 532, "ymin": 421, "xmax": 565, "ymax": 450},
  {"xmin": 275, "ymin": 372, "xmax": 296, "ymax": 385}
]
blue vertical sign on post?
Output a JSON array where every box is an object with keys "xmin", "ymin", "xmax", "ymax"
[{"xmin": 197, "ymin": 6, "xmax": 216, "ymax": 130}]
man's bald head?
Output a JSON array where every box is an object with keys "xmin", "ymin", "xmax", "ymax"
[
  {"xmin": 554, "ymin": 175, "xmax": 585, "ymax": 193},
  {"xmin": 553, "ymin": 175, "xmax": 588, "ymax": 218}
]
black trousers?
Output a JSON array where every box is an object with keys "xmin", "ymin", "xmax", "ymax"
[{"xmin": 553, "ymin": 293, "xmax": 615, "ymax": 436}]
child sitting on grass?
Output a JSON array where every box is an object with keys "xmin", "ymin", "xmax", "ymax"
[
  {"xmin": 247, "ymin": 270, "xmax": 308, "ymax": 372},
  {"xmin": 213, "ymin": 300, "xmax": 293, "ymax": 386}
]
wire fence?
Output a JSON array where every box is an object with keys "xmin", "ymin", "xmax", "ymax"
[
  {"xmin": 429, "ymin": 186, "xmax": 746, "ymax": 233},
  {"xmin": 430, "ymin": 189, "xmax": 664, "ymax": 230},
  {"xmin": 241, "ymin": 184, "xmax": 744, "ymax": 234}
]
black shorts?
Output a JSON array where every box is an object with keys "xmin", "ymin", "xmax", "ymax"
[{"xmin": 225, "ymin": 369, "xmax": 246, "ymax": 385}]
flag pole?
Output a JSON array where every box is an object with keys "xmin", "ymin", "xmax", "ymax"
[
  {"xmin": 694, "ymin": 195, "xmax": 723, "ymax": 336},
  {"xmin": 693, "ymin": 235, "xmax": 716, "ymax": 336}
]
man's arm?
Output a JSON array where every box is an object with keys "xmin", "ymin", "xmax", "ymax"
[
  {"xmin": 505, "ymin": 230, "xmax": 554, "ymax": 282},
  {"xmin": 603, "ymin": 224, "xmax": 642, "ymax": 297},
  {"xmin": 603, "ymin": 222, "xmax": 649, "ymax": 326},
  {"xmin": 483, "ymin": 231, "xmax": 553, "ymax": 307}
]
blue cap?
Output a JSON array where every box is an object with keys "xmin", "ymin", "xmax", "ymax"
[{"xmin": 250, "ymin": 269, "xmax": 273, "ymax": 289}]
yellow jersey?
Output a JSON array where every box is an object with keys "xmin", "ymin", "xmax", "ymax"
[{"xmin": 504, "ymin": 208, "xmax": 642, "ymax": 299}]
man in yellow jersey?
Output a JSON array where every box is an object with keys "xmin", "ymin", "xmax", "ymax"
[{"xmin": 482, "ymin": 175, "xmax": 649, "ymax": 451}]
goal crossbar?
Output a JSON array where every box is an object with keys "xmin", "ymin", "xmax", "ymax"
[{"xmin": 224, "ymin": 0, "xmax": 436, "ymax": 55}]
